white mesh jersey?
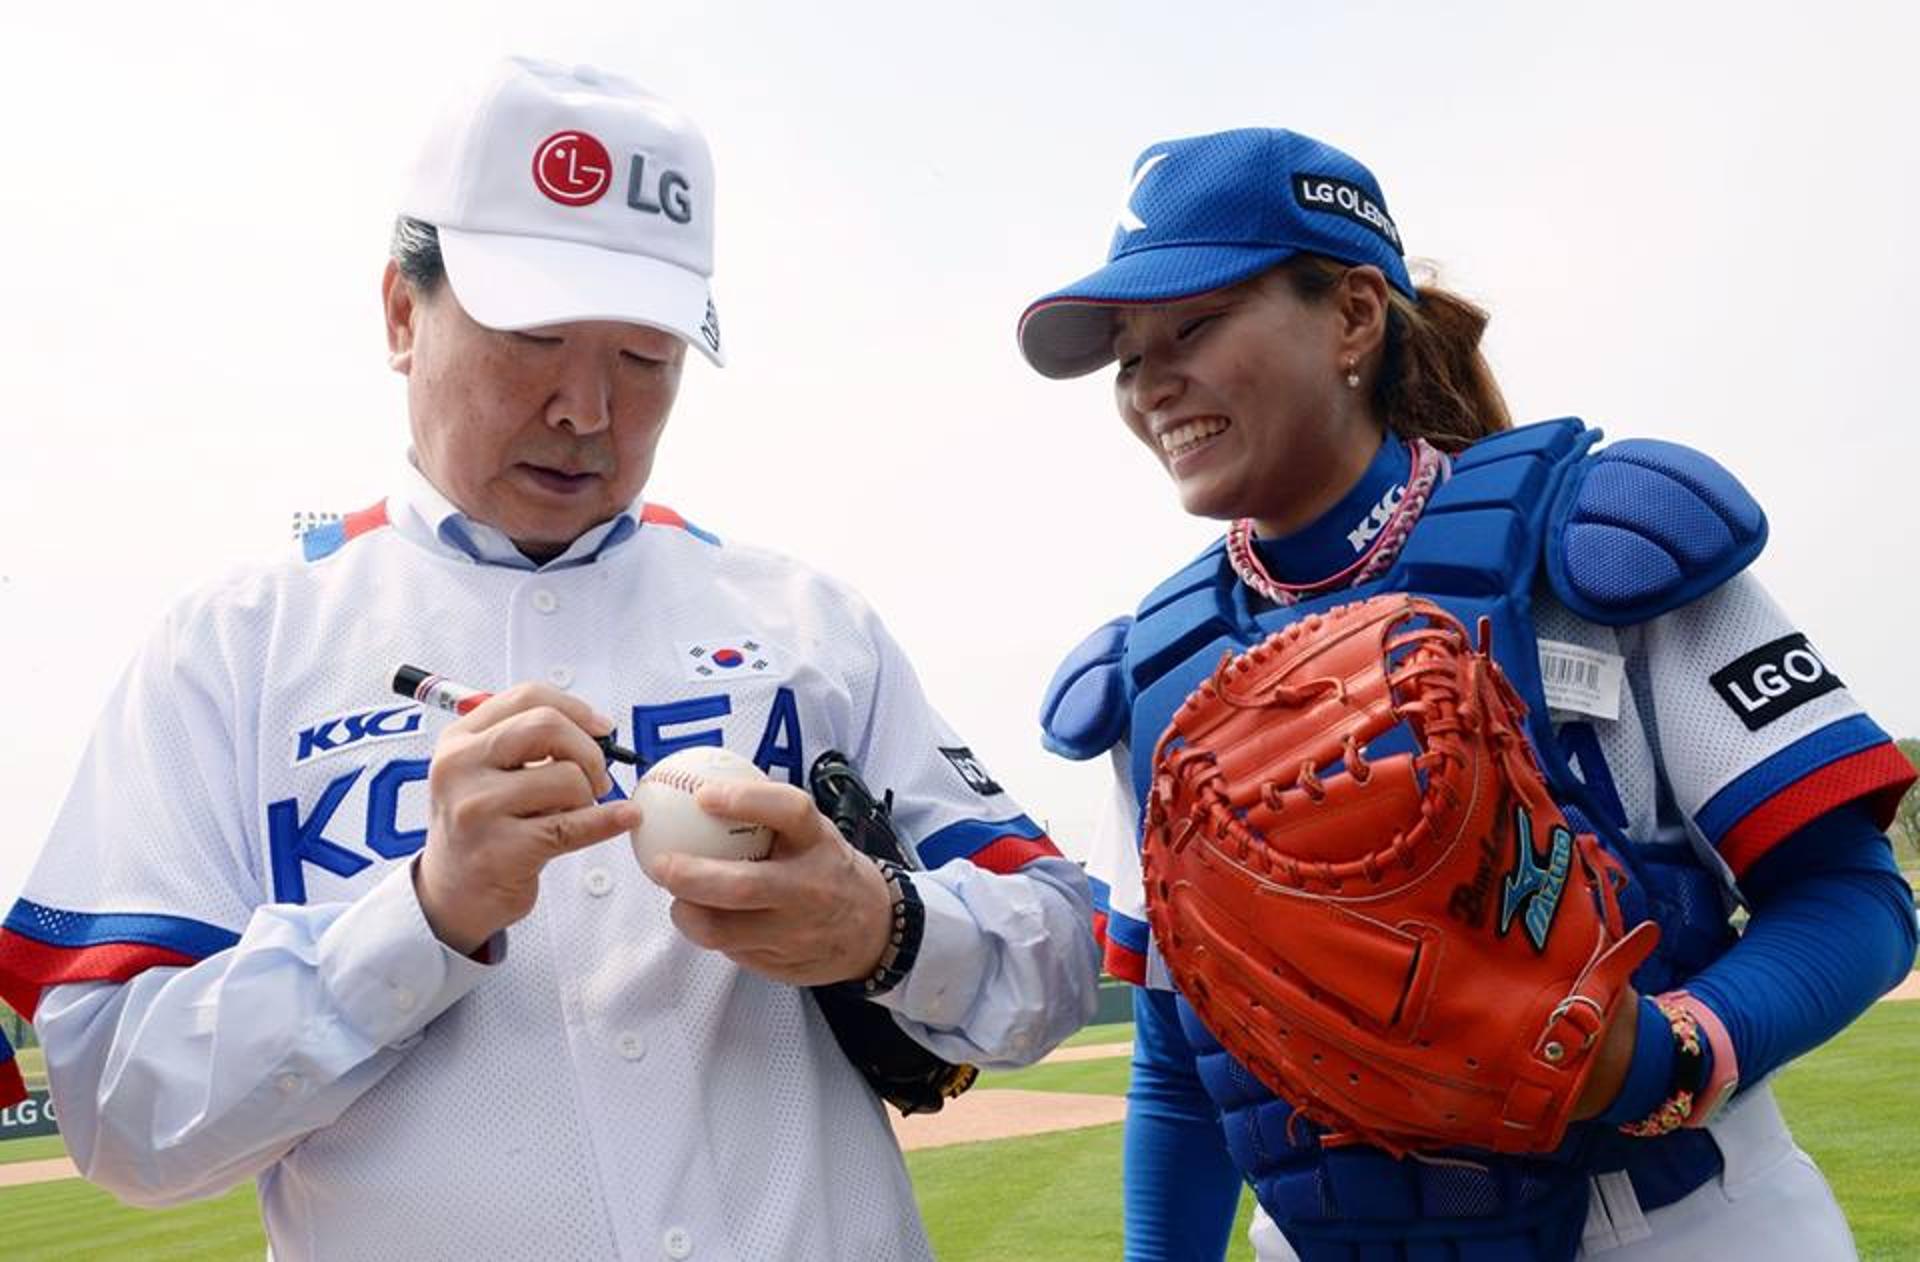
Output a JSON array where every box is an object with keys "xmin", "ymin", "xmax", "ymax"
[
  {"xmin": 0, "ymin": 470, "xmax": 1098, "ymax": 1262},
  {"xmin": 1089, "ymin": 570, "xmax": 1912, "ymax": 989}
]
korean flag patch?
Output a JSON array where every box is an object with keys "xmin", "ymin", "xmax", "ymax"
[{"xmin": 679, "ymin": 636, "xmax": 782, "ymax": 683}]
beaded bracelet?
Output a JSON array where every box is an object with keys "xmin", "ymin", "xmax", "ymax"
[
  {"xmin": 848, "ymin": 860, "xmax": 924, "ymax": 998},
  {"xmin": 1617, "ymin": 995, "xmax": 1705, "ymax": 1137},
  {"xmin": 1618, "ymin": 990, "xmax": 1740, "ymax": 1137}
]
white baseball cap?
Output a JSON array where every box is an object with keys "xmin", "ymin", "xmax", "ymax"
[{"xmin": 400, "ymin": 56, "xmax": 724, "ymax": 364}]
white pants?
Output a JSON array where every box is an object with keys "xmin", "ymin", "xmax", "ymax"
[{"xmin": 1247, "ymin": 1086, "xmax": 1855, "ymax": 1262}]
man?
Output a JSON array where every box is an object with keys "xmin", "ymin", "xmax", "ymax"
[{"xmin": 0, "ymin": 57, "xmax": 1098, "ymax": 1261}]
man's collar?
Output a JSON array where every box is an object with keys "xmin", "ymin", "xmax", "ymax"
[{"xmin": 392, "ymin": 459, "xmax": 639, "ymax": 571}]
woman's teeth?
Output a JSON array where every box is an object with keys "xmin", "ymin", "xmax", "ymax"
[{"xmin": 1161, "ymin": 416, "xmax": 1229, "ymax": 456}]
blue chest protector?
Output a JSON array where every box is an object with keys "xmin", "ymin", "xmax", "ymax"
[{"xmin": 1046, "ymin": 419, "xmax": 1768, "ymax": 1259}]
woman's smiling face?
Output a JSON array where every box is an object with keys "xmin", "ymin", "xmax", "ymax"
[{"xmin": 1110, "ymin": 265, "xmax": 1387, "ymax": 536}]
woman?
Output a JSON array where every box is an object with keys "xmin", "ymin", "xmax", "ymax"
[{"xmin": 1023, "ymin": 128, "xmax": 1915, "ymax": 1262}]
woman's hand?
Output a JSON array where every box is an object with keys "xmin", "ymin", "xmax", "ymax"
[{"xmin": 1573, "ymin": 987, "xmax": 1642, "ymax": 1120}]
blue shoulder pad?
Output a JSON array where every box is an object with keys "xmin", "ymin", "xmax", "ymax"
[
  {"xmin": 1546, "ymin": 439, "xmax": 1766, "ymax": 625},
  {"xmin": 1039, "ymin": 616, "xmax": 1134, "ymax": 760}
]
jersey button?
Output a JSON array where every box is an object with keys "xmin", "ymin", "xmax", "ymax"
[
  {"xmin": 548, "ymin": 665, "xmax": 575, "ymax": 688},
  {"xmin": 391, "ymin": 985, "xmax": 417, "ymax": 1013},
  {"xmin": 531, "ymin": 588, "xmax": 559, "ymax": 614},
  {"xmin": 584, "ymin": 867, "xmax": 613, "ymax": 897},
  {"xmin": 661, "ymin": 1226, "xmax": 693, "ymax": 1259},
  {"xmin": 276, "ymin": 1072, "xmax": 304, "ymax": 1095},
  {"xmin": 616, "ymin": 1031, "xmax": 646, "ymax": 1061}
]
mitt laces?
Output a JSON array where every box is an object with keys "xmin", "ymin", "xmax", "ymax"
[
  {"xmin": 1209, "ymin": 647, "xmax": 1349, "ymax": 712},
  {"xmin": 1386, "ymin": 622, "xmax": 1471, "ymax": 786},
  {"xmin": 1164, "ymin": 604, "xmax": 1494, "ymax": 886}
]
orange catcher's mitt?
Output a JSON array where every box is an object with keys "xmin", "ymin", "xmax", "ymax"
[{"xmin": 1142, "ymin": 594, "xmax": 1658, "ymax": 1157}]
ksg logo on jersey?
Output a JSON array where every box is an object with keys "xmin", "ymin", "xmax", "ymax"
[
  {"xmin": 1346, "ymin": 483, "xmax": 1405, "ymax": 552},
  {"xmin": 293, "ymin": 705, "xmax": 423, "ymax": 765},
  {"xmin": 1710, "ymin": 633, "xmax": 1843, "ymax": 731}
]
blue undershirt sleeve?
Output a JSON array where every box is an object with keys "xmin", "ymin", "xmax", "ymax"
[
  {"xmin": 1684, "ymin": 803, "xmax": 1916, "ymax": 1090},
  {"xmin": 1124, "ymin": 987, "xmax": 1245, "ymax": 1262},
  {"xmin": 1596, "ymin": 994, "xmax": 1679, "ymax": 1125}
]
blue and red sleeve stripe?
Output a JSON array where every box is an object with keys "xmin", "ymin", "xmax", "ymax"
[
  {"xmin": 0, "ymin": 900, "xmax": 241, "ymax": 1024},
  {"xmin": 916, "ymin": 814, "xmax": 1063, "ymax": 873},
  {"xmin": 1084, "ymin": 872, "xmax": 1150, "ymax": 985},
  {"xmin": 1102, "ymin": 909, "xmax": 1150, "ymax": 986},
  {"xmin": 1696, "ymin": 716, "xmax": 1917, "ymax": 878},
  {"xmin": 1086, "ymin": 872, "xmax": 1112, "ymax": 958},
  {"xmin": 916, "ymin": 815, "xmax": 1154, "ymax": 980}
]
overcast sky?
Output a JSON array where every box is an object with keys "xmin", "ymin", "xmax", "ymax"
[{"xmin": 2, "ymin": 2, "xmax": 1915, "ymax": 905}]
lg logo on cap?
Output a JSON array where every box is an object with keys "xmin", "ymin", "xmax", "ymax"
[
  {"xmin": 532, "ymin": 130, "xmax": 693, "ymax": 224},
  {"xmin": 1709, "ymin": 633, "xmax": 1843, "ymax": 730},
  {"xmin": 533, "ymin": 131, "xmax": 612, "ymax": 205}
]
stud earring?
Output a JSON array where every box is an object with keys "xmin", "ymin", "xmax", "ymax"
[{"xmin": 1343, "ymin": 360, "xmax": 1360, "ymax": 389}]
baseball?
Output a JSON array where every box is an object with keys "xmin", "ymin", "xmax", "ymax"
[{"xmin": 629, "ymin": 746, "xmax": 774, "ymax": 864}]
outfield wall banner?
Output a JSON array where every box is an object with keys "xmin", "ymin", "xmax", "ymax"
[
  {"xmin": 1, "ymin": 1089, "xmax": 59, "ymax": 1140},
  {"xmin": 1094, "ymin": 980, "xmax": 1135, "ymax": 1025}
]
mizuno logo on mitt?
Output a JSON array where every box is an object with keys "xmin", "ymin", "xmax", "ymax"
[{"xmin": 1500, "ymin": 802, "xmax": 1573, "ymax": 951}]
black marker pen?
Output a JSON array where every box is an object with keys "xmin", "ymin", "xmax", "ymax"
[{"xmin": 392, "ymin": 664, "xmax": 642, "ymax": 766}]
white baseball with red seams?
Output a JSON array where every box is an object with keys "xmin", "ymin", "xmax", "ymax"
[{"xmin": 630, "ymin": 747, "xmax": 774, "ymax": 863}]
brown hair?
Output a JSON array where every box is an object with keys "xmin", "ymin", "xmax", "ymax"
[{"xmin": 1274, "ymin": 255, "xmax": 1511, "ymax": 451}]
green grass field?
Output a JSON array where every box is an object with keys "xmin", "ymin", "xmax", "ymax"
[
  {"xmin": 986, "ymin": 1054, "xmax": 1132, "ymax": 1097},
  {"xmin": 1060, "ymin": 1020, "xmax": 1132, "ymax": 1049},
  {"xmin": 10, "ymin": 1045, "xmax": 45, "ymax": 1089},
  {"xmin": 0, "ymin": 1135, "xmax": 68, "ymax": 1166},
  {"xmin": 914, "ymin": 1124, "xmax": 1261, "ymax": 1261},
  {"xmin": 1767, "ymin": 1001, "xmax": 1919, "ymax": 1255},
  {"xmin": 0, "ymin": 1180, "xmax": 265, "ymax": 1261},
  {"xmin": 1, "ymin": 1004, "xmax": 1913, "ymax": 1261}
]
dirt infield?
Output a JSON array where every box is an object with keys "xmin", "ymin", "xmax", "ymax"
[
  {"xmin": 1033, "ymin": 1040, "xmax": 1133, "ymax": 1065},
  {"xmin": 0, "ymin": 1156, "xmax": 75, "ymax": 1188},
  {"xmin": 891, "ymin": 1088, "xmax": 1127, "ymax": 1151}
]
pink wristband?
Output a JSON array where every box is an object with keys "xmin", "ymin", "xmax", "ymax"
[{"xmin": 1661, "ymin": 989, "xmax": 1739, "ymax": 1127}]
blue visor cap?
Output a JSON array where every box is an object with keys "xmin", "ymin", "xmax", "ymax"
[{"xmin": 1018, "ymin": 128, "xmax": 1415, "ymax": 380}]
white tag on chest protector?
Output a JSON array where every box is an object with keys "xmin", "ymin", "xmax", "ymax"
[{"xmin": 1537, "ymin": 640, "xmax": 1625, "ymax": 721}]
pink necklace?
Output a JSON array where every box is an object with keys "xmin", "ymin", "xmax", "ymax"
[{"xmin": 1224, "ymin": 438, "xmax": 1446, "ymax": 607}]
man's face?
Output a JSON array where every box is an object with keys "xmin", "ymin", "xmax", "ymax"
[{"xmin": 384, "ymin": 262, "xmax": 686, "ymax": 560}]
